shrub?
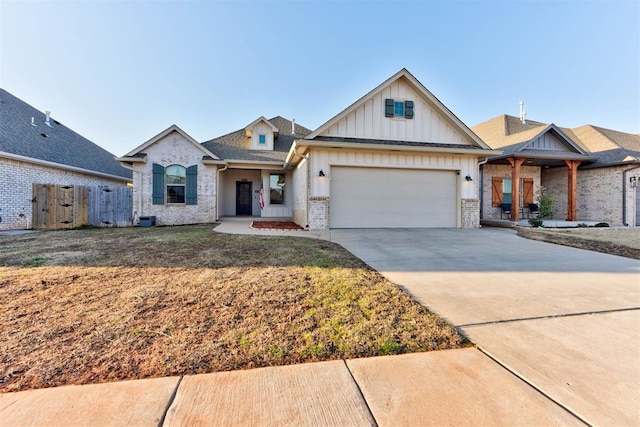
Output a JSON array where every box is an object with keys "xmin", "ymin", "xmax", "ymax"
[
  {"xmin": 577, "ymin": 223, "xmax": 589, "ymax": 228},
  {"xmin": 528, "ymin": 217, "xmax": 544, "ymax": 227},
  {"xmin": 594, "ymin": 222, "xmax": 610, "ymax": 227},
  {"xmin": 537, "ymin": 186, "xmax": 557, "ymax": 219}
]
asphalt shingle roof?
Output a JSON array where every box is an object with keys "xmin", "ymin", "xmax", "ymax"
[
  {"xmin": 0, "ymin": 89, "xmax": 131, "ymax": 179},
  {"xmin": 471, "ymin": 115, "xmax": 640, "ymax": 167},
  {"xmin": 202, "ymin": 116, "xmax": 311, "ymax": 162}
]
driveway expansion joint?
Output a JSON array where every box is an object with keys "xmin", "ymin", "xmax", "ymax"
[
  {"xmin": 342, "ymin": 359, "xmax": 379, "ymax": 427},
  {"xmin": 477, "ymin": 348, "xmax": 591, "ymax": 426},
  {"xmin": 458, "ymin": 306, "xmax": 640, "ymax": 328},
  {"xmin": 158, "ymin": 376, "xmax": 183, "ymax": 427}
]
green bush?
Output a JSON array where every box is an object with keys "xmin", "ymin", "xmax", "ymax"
[
  {"xmin": 528, "ymin": 217, "xmax": 544, "ymax": 227},
  {"xmin": 537, "ymin": 186, "xmax": 557, "ymax": 219},
  {"xmin": 594, "ymin": 222, "xmax": 610, "ymax": 228},
  {"xmin": 577, "ymin": 223, "xmax": 589, "ymax": 227}
]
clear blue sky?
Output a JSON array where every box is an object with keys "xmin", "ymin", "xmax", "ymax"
[{"xmin": 1, "ymin": 0, "xmax": 638, "ymax": 156}]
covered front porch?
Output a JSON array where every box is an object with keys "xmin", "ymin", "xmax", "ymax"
[
  {"xmin": 480, "ymin": 124, "xmax": 596, "ymax": 222},
  {"xmin": 216, "ymin": 163, "xmax": 293, "ymax": 220}
]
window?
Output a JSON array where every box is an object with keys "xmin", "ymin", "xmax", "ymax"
[
  {"xmin": 385, "ymin": 98, "xmax": 414, "ymax": 119},
  {"xmin": 502, "ymin": 178, "xmax": 512, "ymax": 205},
  {"xmin": 270, "ymin": 174, "xmax": 285, "ymax": 205},
  {"xmin": 259, "ymin": 134, "xmax": 266, "ymax": 144},
  {"xmin": 166, "ymin": 165, "xmax": 186, "ymax": 203},
  {"xmin": 394, "ymin": 101, "xmax": 404, "ymax": 117}
]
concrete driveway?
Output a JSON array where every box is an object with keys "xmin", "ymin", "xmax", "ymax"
[{"xmin": 330, "ymin": 227, "xmax": 640, "ymax": 426}]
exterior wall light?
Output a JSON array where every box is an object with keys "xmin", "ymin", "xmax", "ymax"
[
  {"xmin": 630, "ymin": 176, "xmax": 638, "ymax": 188},
  {"xmin": 465, "ymin": 175, "xmax": 473, "ymax": 181},
  {"xmin": 319, "ymin": 169, "xmax": 325, "ymax": 177}
]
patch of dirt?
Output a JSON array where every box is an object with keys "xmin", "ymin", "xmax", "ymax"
[
  {"xmin": 0, "ymin": 225, "xmax": 467, "ymax": 393},
  {"xmin": 251, "ymin": 221, "xmax": 303, "ymax": 230},
  {"xmin": 517, "ymin": 227, "xmax": 640, "ymax": 259}
]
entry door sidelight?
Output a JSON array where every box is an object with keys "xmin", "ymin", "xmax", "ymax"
[{"xmin": 236, "ymin": 182, "xmax": 252, "ymax": 216}]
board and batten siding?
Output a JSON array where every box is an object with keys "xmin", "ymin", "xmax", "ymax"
[
  {"xmin": 309, "ymin": 148, "xmax": 479, "ymax": 200},
  {"xmin": 529, "ymin": 133, "xmax": 572, "ymax": 151},
  {"xmin": 320, "ymin": 79, "xmax": 473, "ymax": 145}
]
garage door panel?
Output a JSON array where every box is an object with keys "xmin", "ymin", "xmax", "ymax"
[{"xmin": 330, "ymin": 167, "xmax": 457, "ymax": 228}]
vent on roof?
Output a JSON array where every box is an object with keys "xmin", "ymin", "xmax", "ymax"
[
  {"xmin": 45, "ymin": 111, "xmax": 52, "ymax": 127},
  {"xmin": 40, "ymin": 133, "xmax": 48, "ymax": 138},
  {"xmin": 292, "ymin": 118, "xmax": 295, "ymax": 135},
  {"xmin": 519, "ymin": 101, "xmax": 527, "ymax": 124},
  {"xmin": 30, "ymin": 117, "xmax": 37, "ymax": 127}
]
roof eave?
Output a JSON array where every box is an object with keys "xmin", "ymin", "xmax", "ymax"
[{"xmin": 2, "ymin": 150, "xmax": 131, "ymax": 182}]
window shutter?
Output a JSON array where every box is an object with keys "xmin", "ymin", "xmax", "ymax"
[
  {"xmin": 152, "ymin": 163, "xmax": 165, "ymax": 205},
  {"xmin": 404, "ymin": 100, "xmax": 414, "ymax": 119},
  {"xmin": 385, "ymin": 98, "xmax": 394, "ymax": 117},
  {"xmin": 186, "ymin": 165, "xmax": 198, "ymax": 205},
  {"xmin": 523, "ymin": 178, "xmax": 534, "ymax": 205},
  {"xmin": 491, "ymin": 177, "xmax": 503, "ymax": 207}
]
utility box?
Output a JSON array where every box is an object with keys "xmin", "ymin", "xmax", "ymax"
[{"xmin": 138, "ymin": 216, "xmax": 156, "ymax": 227}]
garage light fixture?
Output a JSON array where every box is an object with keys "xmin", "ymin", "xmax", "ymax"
[
  {"xmin": 630, "ymin": 176, "xmax": 638, "ymax": 188},
  {"xmin": 465, "ymin": 175, "xmax": 473, "ymax": 181},
  {"xmin": 319, "ymin": 169, "xmax": 325, "ymax": 177}
]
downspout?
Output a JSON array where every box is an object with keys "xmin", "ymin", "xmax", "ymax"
[
  {"xmin": 290, "ymin": 144, "xmax": 311, "ymax": 228},
  {"xmin": 622, "ymin": 165, "xmax": 640, "ymax": 226},
  {"xmin": 216, "ymin": 163, "xmax": 229, "ymax": 221},
  {"xmin": 478, "ymin": 157, "xmax": 489, "ymax": 221},
  {"xmin": 119, "ymin": 163, "xmax": 140, "ymax": 225}
]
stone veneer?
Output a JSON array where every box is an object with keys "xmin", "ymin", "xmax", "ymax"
[
  {"xmin": 0, "ymin": 157, "xmax": 128, "ymax": 230},
  {"xmin": 461, "ymin": 199, "xmax": 480, "ymax": 228},
  {"xmin": 308, "ymin": 197, "xmax": 329, "ymax": 230}
]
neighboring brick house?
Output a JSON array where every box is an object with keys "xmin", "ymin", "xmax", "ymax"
[
  {"xmin": 473, "ymin": 114, "xmax": 640, "ymax": 226},
  {"xmin": 0, "ymin": 89, "xmax": 132, "ymax": 230}
]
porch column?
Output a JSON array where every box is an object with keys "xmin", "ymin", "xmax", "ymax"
[
  {"xmin": 564, "ymin": 160, "xmax": 581, "ymax": 221},
  {"xmin": 507, "ymin": 157, "xmax": 525, "ymax": 221}
]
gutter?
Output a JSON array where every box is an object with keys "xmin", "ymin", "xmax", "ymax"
[
  {"xmin": 118, "ymin": 162, "xmax": 141, "ymax": 224},
  {"xmin": 622, "ymin": 165, "xmax": 640, "ymax": 226},
  {"xmin": 0, "ymin": 150, "xmax": 131, "ymax": 183},
  {"xmin": 296, "ymin": 140, "xmax": 501, "ymax": 156}
]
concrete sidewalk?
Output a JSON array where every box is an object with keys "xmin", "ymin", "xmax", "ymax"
[{"xmin": 0, "ymin": 348, "xmax": 581, "ymax": 427}]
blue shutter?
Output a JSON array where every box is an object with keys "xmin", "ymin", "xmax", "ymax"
[
  {"xmin": 186, "ymin": 165, "xmax": 197, "ymax": 205},
  {"xmin": 152, "ymin": 163, "xmax": 165, "ymax": 205},
  {"xmin": 404, "ymin": 100, "xmax": 414, "ymax": 119},
  {"xmin": 385, "ymin": 98, "xmax": 394, "ymax": 117}
]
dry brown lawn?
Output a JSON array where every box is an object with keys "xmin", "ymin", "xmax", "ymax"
[
  {"xmin": 517, "ymin": 227, "xmax": 640, "ymax": 259},
  {"xmin": 0, "ymin": 225, "xmax": 467, "ymax": 393}
]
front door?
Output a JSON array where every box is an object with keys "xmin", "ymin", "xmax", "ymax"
[{"xmin": 236, "ymin": 182, "xmax": 252, "ymax": 216}]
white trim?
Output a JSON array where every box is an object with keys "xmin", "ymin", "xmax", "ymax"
[
  {"xmin": 245, "ymin": 116, "xmax": 279, "ymax": 135},
  {"xmin": 0, "ymin": 150, "xmax": 131, "ymax": 182},
  {"xmin": 285, "ymin": 140, "xmax": 502, "ymax": 167}
]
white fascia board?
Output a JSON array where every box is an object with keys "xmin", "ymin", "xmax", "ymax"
[
  {"xmin": 115, "ymin": 156, "xmax": 146, "ymax": 164},
  {"xmin": 225, "ymin": 159, "xmax": 285, "ymax": 170},
  {"xmin": 1, "ymin": 151, "xmax": 132, "ymax": 183}
]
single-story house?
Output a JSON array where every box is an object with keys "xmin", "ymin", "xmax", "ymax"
[
  {"xmin": 472, "ymin": 114, "xmax": 640, "ymax": 226},
  {"xmin": 118, "ymin": 68, "xmax": 500, "ymax": 229},
  {"xmin": 0, "ymin": 89, "xmax": 132, "ymax": 230}
]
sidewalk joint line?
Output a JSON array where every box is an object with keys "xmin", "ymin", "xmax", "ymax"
[
  {"xmin": 342, "ymin": 359, "xmax": 379, "ymax": 427},
  {"xmin": 477, "ymin": 348, "xmax": 592, "ymax": 426},
  {"xmin": 458, "ymin": 306, "xmax": 640, "ymax": 328},
  {"xmin": 158, "ymin": 376, "xmax": 183, "ymax": 427}
]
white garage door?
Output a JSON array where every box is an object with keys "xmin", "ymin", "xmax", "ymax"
[{"xmin": 330, "ymin": 167, "xmax": 457, "ymax": 228}]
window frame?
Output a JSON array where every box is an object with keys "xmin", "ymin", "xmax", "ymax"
[
  {"xmin": 269, "ymin": 173, "xmax": 285, "ymax": 205},
  {"xmin": 166, "ymin": 165, "xmax": 187, "ymax": 204}
]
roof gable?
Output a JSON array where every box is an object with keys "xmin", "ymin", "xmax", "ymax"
[
  {"xmin": 202, "ymin": 116, "xmax": 311, "ymax": 163},
  {"xmin": 244, "ymin": 116, "xmax": 279, "ymax": 137},
  {"xmin": 0, "ymin": 88, "xmax": 131, "ymax": 179},
  {"xmin": 306, "ymin": 68, "xmax": 490, "ymax": 149},
  {"xmin": 123, "ymin": 124, "xmax": 220, "ymax": 160}
]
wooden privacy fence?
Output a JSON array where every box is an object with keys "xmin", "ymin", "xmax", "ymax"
[{"xmin": 32, "ymin": 184, "xmax": 133, "ymax": 230}]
